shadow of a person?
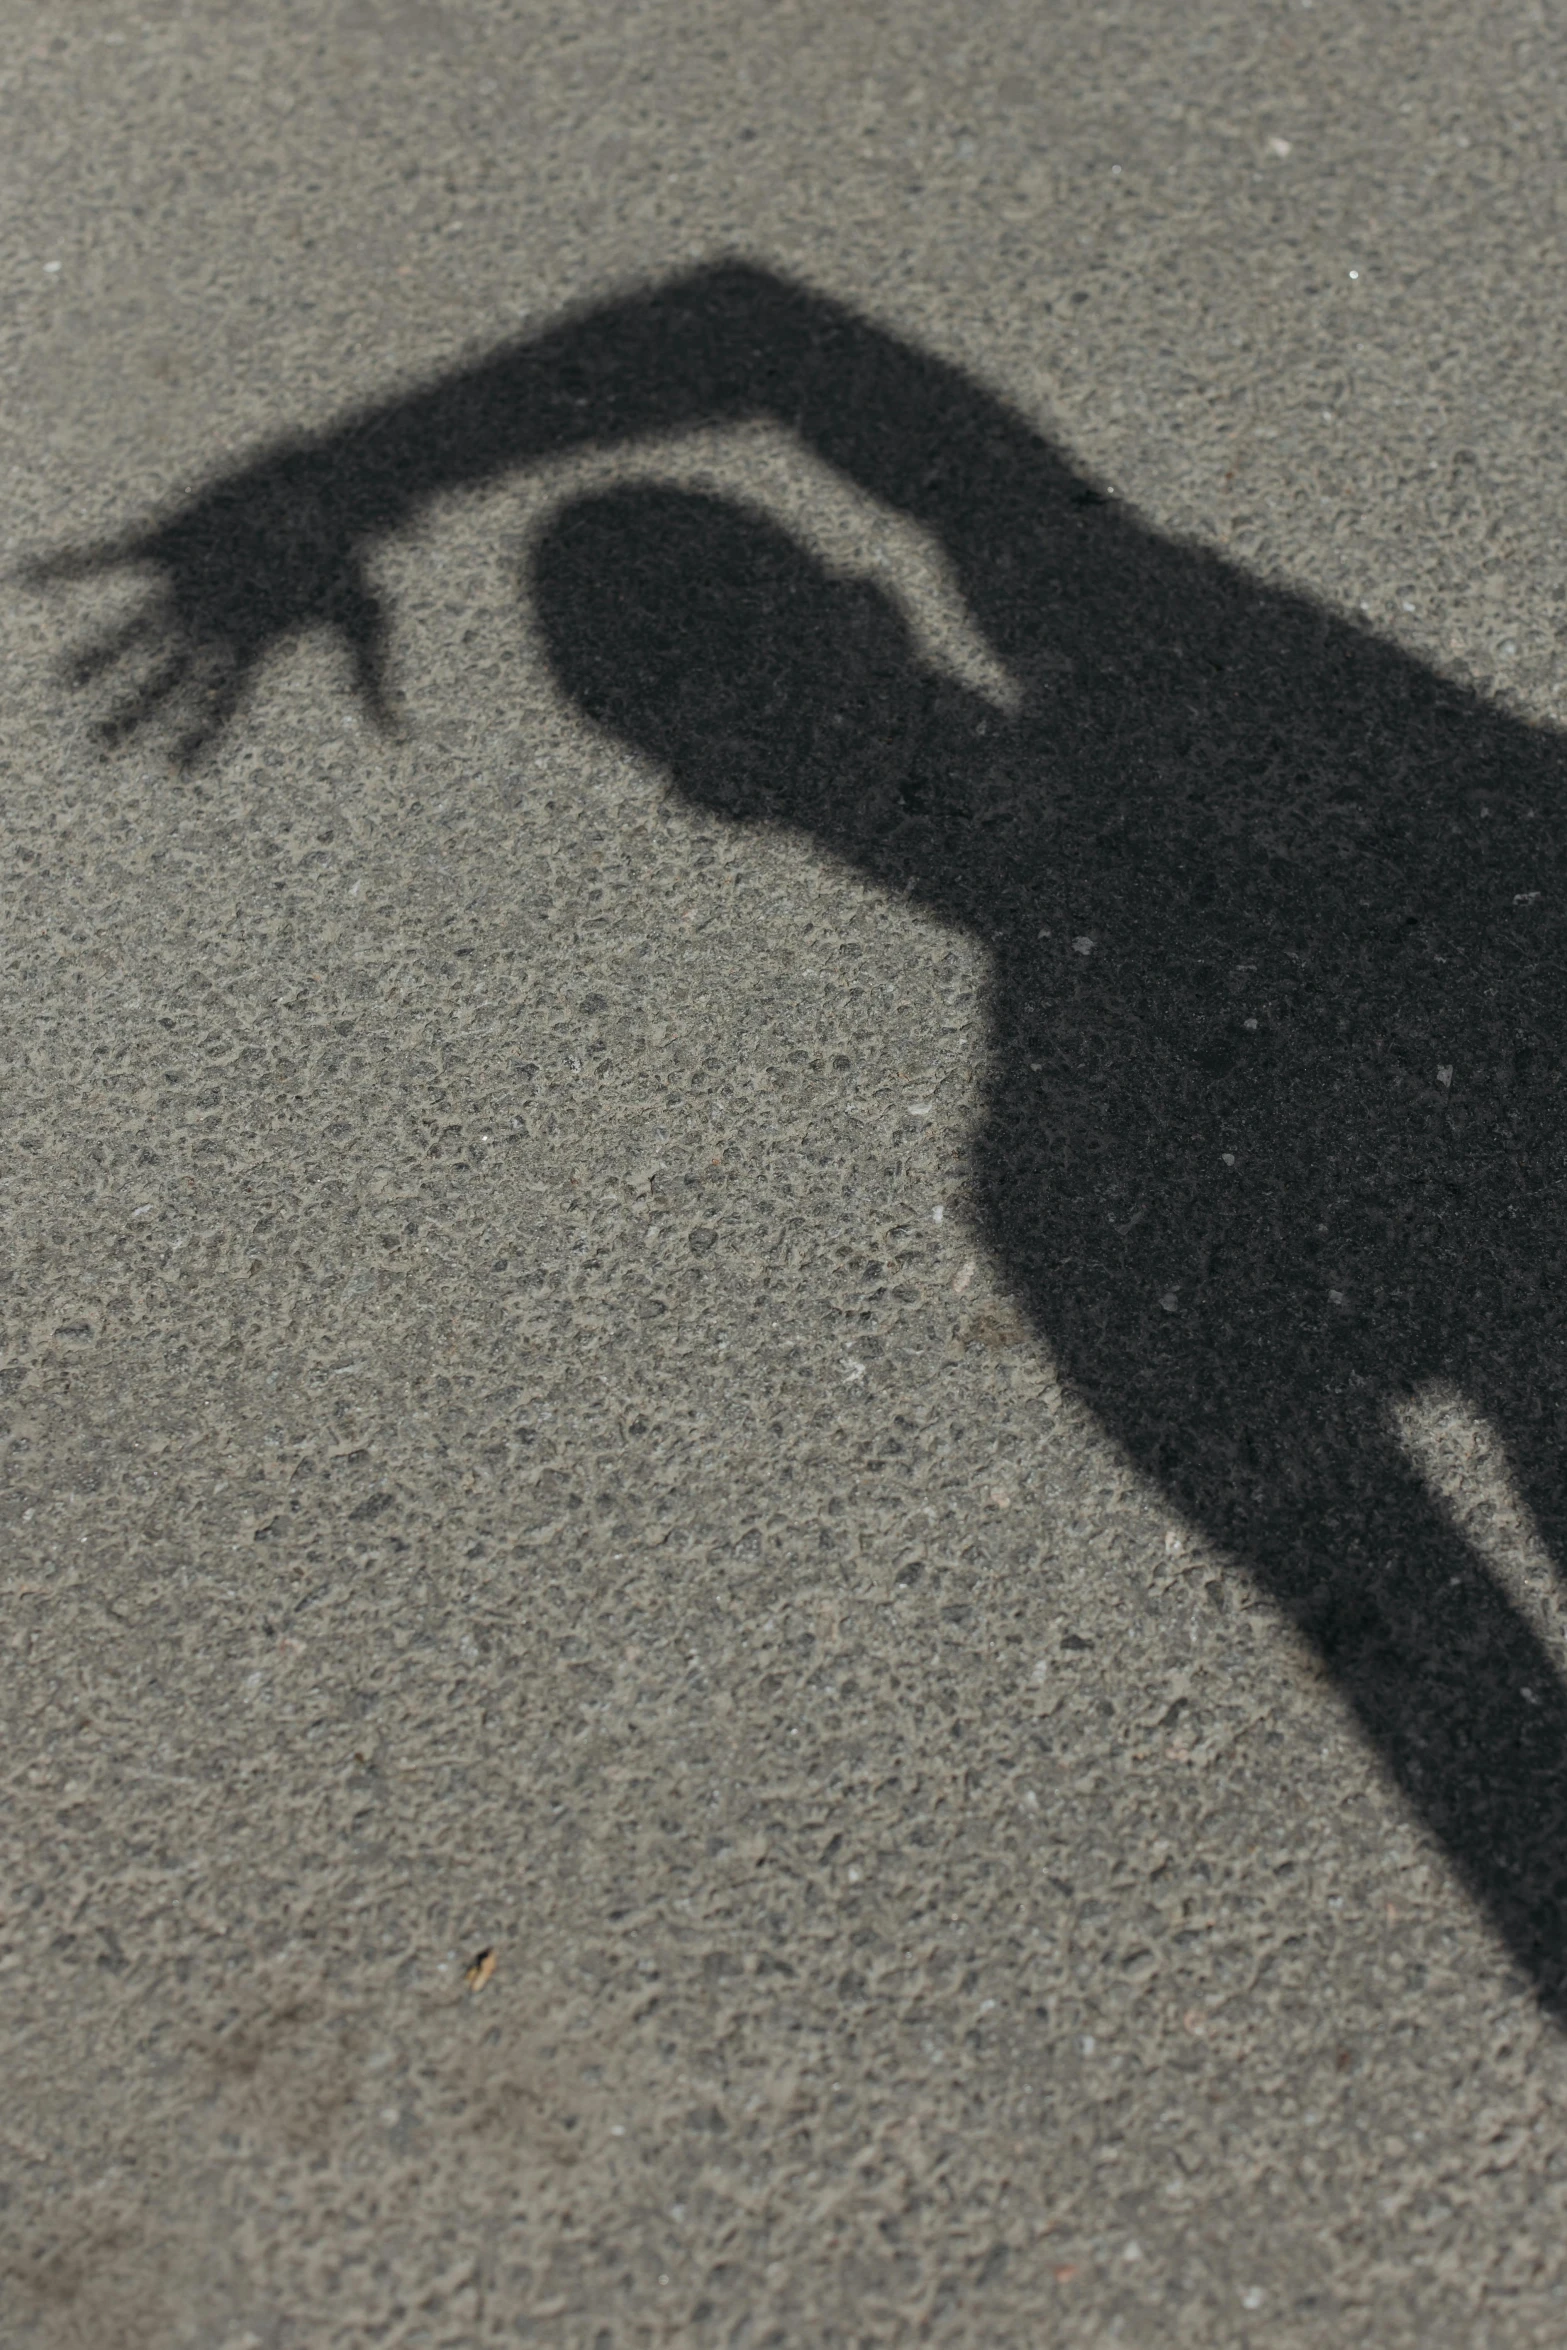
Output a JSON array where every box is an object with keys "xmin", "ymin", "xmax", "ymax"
[{"xmin": 29, "ymin": 260, "xmax": 1567, "ymax": 2008}]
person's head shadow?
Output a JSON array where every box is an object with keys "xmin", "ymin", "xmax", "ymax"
[
  {"xmin": 27, "ymin": 256, "xmax": 1567, "ymax": 2015},
  {"xmin": 531, "ymin": 484, "xmax": 997, "ymax": 870}
]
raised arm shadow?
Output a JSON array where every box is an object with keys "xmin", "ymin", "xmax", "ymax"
[{"xmin": 27, "ymin": 261, "xmax": 1080, "ymax": 759}]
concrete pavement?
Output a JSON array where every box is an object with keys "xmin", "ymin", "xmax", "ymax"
[{"xmin": 5, "ymin": 4, "xmax": 1567, "ymax": 2343}]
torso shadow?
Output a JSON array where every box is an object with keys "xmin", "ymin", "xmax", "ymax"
[{"xmin": 533, "ymin": 468, "xmax": 1567, "ymax": 2005}]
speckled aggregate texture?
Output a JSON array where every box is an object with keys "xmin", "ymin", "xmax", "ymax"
[{"xmin": 6, "ymin": 4, "xmax": 1567, "ymax": 2345}]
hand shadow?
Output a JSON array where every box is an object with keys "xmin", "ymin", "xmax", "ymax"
[{"xmin": 26, "ymin": 259, "xmax": 1567, "ymax": 2009}]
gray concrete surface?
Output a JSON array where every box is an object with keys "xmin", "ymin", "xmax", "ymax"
[{"xmin": 6, "ymin": 2, "xmax": 1567, "ymax": 2343}]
